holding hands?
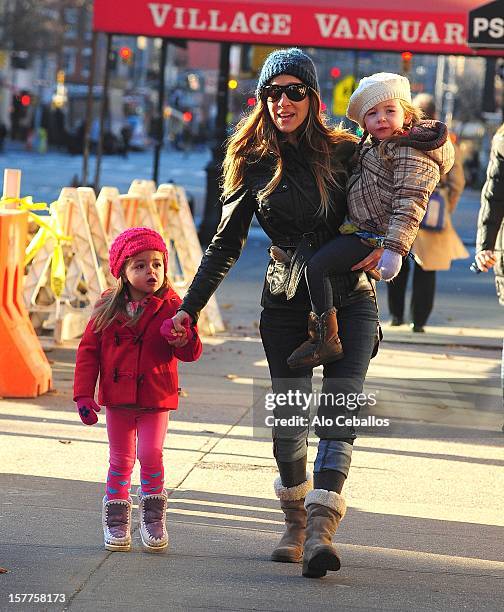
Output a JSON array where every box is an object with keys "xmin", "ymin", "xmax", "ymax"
[
  {"xmin": 76, "ymin": 397, "xmax": 101, "ymax": 425},
  {"xmin": 351, "ymin": 246, "xmax": 402, "ymax": 282},
  {"xmin": 160, "ymin": 312, "xmax": 193, "ymax": 347},
  {"xmin": 376, "ymin": 249, "xmax": 402, "ymax": 281}
]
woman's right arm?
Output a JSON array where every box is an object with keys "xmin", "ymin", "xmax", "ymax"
[{"xmin": 179, "ymin": 185, "xmax": 256, "ymax": 323}]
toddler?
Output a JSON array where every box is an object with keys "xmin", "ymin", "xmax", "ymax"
[
  {"xmin": 73, "ymin": 227, "xmax": 202, "ymax": 552},
  {"xmin": 288, "ymin": 72, "xmax": 454, "ymax": 369}
]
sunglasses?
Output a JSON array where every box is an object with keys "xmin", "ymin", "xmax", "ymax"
[{"xmin": 261, "ymin": 83, "xmax": 310, "ymax": 103}]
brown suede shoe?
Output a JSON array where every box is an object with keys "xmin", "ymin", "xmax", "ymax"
[
  {"xmin": 286, "ymin": 312, "xmax": 319, "ymax": 369},
  {"xmin": 288, "ymin": 308, "xmax": 344, "ymax": 369}
]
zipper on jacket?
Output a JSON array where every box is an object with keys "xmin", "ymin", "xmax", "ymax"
[
  {"xmin": 114, "ymin": 332, "xmax": 120, "ymax": 346},
  {"xmin": 113, "ymin": 367, "xmax": 118, "ymax": 382}
]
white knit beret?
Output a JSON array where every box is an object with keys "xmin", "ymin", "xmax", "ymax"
[{"xmin": 347, "ymin": 72, "xmax": 411, "ymax": 128}]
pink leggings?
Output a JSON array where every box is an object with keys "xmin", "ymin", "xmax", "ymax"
[{"xmin": 105, "ymin": 407, "xmax": 169, "ymax": 500}]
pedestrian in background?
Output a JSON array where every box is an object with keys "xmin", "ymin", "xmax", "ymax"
[
  {"xmin": 73, "ymin": 227, "xmax": 202, "ymax": 553},
  {"xmin": 474, "ymin": 123, "xmax": 504, "ymax": 421},
  {"xmin": 387, "ymin": 93, "xmax": 468, "ymax": 332},
  {"xmin": 288, "ymin": 73, "xmax": 454, "ymax": 369},
  {"xmin": 0, "ymin": 121, "xmax": 7, "ymax": 152},
  {"xmin": 172, "ymin": 48, "xmax": 380, "ymax": 579}
]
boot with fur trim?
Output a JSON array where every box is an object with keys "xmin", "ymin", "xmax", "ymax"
[
  {"xmin": 137, "ymin": 487, "xmax": 169, "ymax": 553},
  {"xmin": 302, "ymin": 489, "xmax": 346, "ymax": 578},
  {"xmin": 102, "ymin": 496, "xmax": 132, "ymax": 552},
  {"xmin": 271, "ymin": 473, "xmax": 313, "ymax": 563}
]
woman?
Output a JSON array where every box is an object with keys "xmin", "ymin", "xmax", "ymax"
[
  {"xmin": 475, "ymin": 123, "xmax": 504, "ymax": 429},
  {"xmin": 387, "ymin": 93, "xmax": 468, "ymax": 332},
  {"xmin": 171, "ymin": 48, "xmax": 380, "ymax": 578}
]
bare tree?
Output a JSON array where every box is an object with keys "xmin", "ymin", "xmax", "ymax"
[{"xmin": 0, "ymin": 0, "xmax": 66, "ymax": 53}]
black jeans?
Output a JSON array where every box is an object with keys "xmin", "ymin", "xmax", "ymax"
[
  {"xmin": 259, "ymin": 296, "xmax": 378, "ymax": 468},
  {"xmin": 387, "ymin": 257, "xmax": 436, "ymax": 327},
  {"xmin": 305, "ymin": 235, "xmax": 373, "ymax": 314}
]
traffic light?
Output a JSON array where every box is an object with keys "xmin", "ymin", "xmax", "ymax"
[
  {"xmin": 119, "ymin": 46, "xmax": 133, "ymax": 65},
  {"xmin": 228, "ymin": 79, "xmax": 238, "ymax": 90},
  {"xmin": 20, "ymin": 93, "xmax": 31, "ymax": 107},
  {"xmin": 330, "ymin": 67, "xmax": 341, "ymax": 79},
  {"xmin": 401, "ymin": 51, "xmax": 413, "ymax": 74}
]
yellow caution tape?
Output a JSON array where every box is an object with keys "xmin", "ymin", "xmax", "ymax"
[
  {"xmin": 0, "ymin": 196, "xmax": 49, "ymax": 211},
  {"xmin": 50, "ymin": 242, "xmax": 66, "ymax": 298},
  {"xmin": 3, "ymin": 195, "xmax": 73, "ymax": 298}
]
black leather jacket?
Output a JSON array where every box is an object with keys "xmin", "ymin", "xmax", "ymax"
[
  {"xmin": 477, "ymin": 130, "xmax": 504, "ymax": 305},
  {"xmin": 181, "ymin": 139, "xmax": 375, "ymax": 321}
]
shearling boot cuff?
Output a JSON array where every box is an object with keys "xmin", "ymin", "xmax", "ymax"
[
  {"xmin": 305, "ymin": 488, "xmax": 347, "ymax": 519},
  {"xmin": 274, "ymin": 473, "xmax": 313, "ymax": 501}
]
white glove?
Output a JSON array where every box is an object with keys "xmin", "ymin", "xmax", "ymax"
[{"xmin": 377, "ymin": 249, "xmax": 402, "ymax": 281}]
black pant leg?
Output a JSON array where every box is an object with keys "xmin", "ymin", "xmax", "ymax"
[
  {"xmin": 259, "ymin": 308, "xmax": 312, "ymax": 463},
  {"xmin": 387, "ymin": 256, "xmax": 410, "ymax": 320},
  {"xmin": 306, "ymin": 235, "xmax": 373, "ymax": 314},
  {"xmin": 411, "ymin": 263, "xmax": 436, "ymax": 327}
]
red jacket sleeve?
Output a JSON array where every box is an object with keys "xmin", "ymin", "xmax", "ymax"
[
  {"xmin": 73, "ymin": 319, "xmax": 101, "ymax": 401},
  {"xmin": 173, "ymin": 325, "xmax": 203, "ymax": 362}
]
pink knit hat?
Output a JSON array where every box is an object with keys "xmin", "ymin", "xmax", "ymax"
[{"xmin": 109, "ymin": 227, "xmax": 168, "ymax": 279}]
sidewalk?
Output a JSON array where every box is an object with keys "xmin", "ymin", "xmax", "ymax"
[{"xmin": 1, "ymin": 252, "xmax": 504, "ymax": 611}]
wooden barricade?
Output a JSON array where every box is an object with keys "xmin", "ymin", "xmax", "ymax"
[
  {"xmin": 24, "ymin": 187, "xmax": 109, "ymax": 343},
  {"xmin": 154, "ymin": 183, "xmax": 224, "ymax": 334},
  {"xmin": 95, "ymin": 187, "xmax": 127, "ymax": 240}
]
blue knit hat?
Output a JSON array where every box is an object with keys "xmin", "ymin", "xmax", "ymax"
[{"xmin": 256, "ymin": 48, "xmax": 319, "ymax": 100}]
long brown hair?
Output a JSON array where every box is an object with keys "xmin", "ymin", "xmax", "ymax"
[
  {"xmin": 222, "ymin": 90, "xmax": 357, "ymax": 215},
  {"xmin": 92, "ymin": 259, "xmax": 169, "ymax": 332}
]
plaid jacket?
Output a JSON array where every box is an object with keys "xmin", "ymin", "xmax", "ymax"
[{"xmin": 347, "ymin": 121, "xmax": 455, "ymax": 256}]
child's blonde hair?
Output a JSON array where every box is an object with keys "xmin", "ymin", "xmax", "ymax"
[
  {"xmin": 372, "ymin": 99, "xmax": 424, "ymax": 163},
  {"xmin": 92, "ymin": 258, "xmax": 169, "ymax": 332}
]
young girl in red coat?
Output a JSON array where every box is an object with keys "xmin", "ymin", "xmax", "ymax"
[{"xmin": 73, "ymin": 227, "xmax": 202, "ymax": 553}]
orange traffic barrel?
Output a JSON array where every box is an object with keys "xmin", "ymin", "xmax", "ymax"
[{"xmin": 0, "ymin": 209, "xmax": 52, "ymax": 397}]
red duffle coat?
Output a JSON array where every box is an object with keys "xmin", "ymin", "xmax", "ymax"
[{"xmin": 73, "ymin": 288, "xmax": 202, "ymax": 410}]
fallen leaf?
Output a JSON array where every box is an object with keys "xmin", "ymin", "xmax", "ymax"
[
  {"xmin": 58, "ymin": 440, "xmax": 71, "ymax": 444},
  {"xmin": 178, "ymin": 388, "xmax": 188, "ymax": 397},
  {"xmin": 226, "ymin": 374, "xmax": 238, "ymax": 380},
  {"xmin": 0, "ymin": 567, "xmax": 9, "ymax": 573}
]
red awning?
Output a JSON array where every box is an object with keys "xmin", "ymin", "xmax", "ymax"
[{"xmin": 93, "ymin": 0, "xmax": 502, "ymax": 56}]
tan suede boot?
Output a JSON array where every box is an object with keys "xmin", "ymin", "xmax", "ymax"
[
  {"xmin": 302, "ymin": 489, "xmax": 346, "ymax": 578},
  {"xmin": 288, "ymin": 308, "xmax": 344, "ymax": 370},
  {"xmin": 271, "ymin": 474, "xmax": 313, "ymax": 563},
  {"xmin": 287, "ymin": 312, "xmax": 320, "ymax": 369}
]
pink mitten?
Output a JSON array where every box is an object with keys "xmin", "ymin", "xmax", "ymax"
[
  {"xmin": 160, "ymin": 317, "xmax": 193, "ymax": 341},
  {"xmin": 76, "ymin": 397, "xmax": 101, "ymax": 425}
]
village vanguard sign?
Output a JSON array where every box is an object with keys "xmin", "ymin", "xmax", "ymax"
[{"xmin": 93, "ymin": 0, "xmax": 495, "ymax": 55}]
